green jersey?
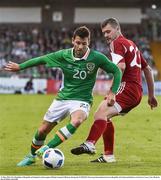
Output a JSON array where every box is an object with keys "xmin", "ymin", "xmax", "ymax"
[{"xmin": 20, "ymin": 48, "xmax": 122, "ymax": 104}]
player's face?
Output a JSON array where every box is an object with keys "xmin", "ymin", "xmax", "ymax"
[
  {"xmin": 72, "ymin": 36, "xmax": 89, "ymax": 58},
  {"xmin": 102, "ymin": 24, "xmax": 119, "ymax": 44}
]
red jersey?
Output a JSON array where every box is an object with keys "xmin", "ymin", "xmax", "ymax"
[
  {"xmin": 107, "ymin": 35, "xmax": 148, "ymax": 113},
  {"xmin": 110, "ymin": 35, "xmax": 148, "ymax": 87}
]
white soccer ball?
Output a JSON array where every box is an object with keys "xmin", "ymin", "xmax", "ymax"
[{"xmin": 42, "ymin": 148, "xmax": 65, "ymax": 169}]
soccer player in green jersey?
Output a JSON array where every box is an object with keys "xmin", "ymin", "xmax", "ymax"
[{"xmin": 5, "ymin": 26, "xmax": 122, "ymax": 167}]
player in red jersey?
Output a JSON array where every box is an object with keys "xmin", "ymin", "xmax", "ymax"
[{"xmin": 71, "ymin": 18, "xmax": 158, "ymax": 162}]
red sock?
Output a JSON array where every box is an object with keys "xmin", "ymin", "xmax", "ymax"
[
  {"xmin": 103, "ymin": 120, "xmax": 115, "ymax": 155},
  {"xmin": 86, "ymin": 119, "xmax": 107, "ymax": 144}
]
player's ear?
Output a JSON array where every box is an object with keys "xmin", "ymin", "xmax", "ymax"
[
  {"xmin": 72, "ymin": 37, "xmax": 75, "ymax": 45},
  {"xmin": 116, "ymin": 25, "xmax": 120, "ymax": 31},
  {"xmin": 87, "ymin": 38, "xmax": 90, "ymax": 45}
]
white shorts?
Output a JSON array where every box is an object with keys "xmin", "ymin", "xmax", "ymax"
[{"xmin": 44, "ymin": 99, "xmax": 91, "ymax": 123}]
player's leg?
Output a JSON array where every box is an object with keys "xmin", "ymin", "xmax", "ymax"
[
  {"xmin": 71, "ymin": 100, "xmax": 118, "ymax": 155},
  {"xmin": 91, "ymin": 119, "xmax": 116, "ymax": 163},
  {"xmin": 35, "ymin": 100, "xmax": 70, "ymax": 157},
  {"xmin": 36, "ymin": 100, "xmax": 90, "ymax": 157},
  {"xmin": 17, "ymin": 121, "xmax": 56, "ymax": 166},
  {"xmin": 91, "ymin": 84, "xmax": 142, "ymax": 163},
  {"xmin": 103, "ymin": 119, "xmax": 115, "ymax": 156},
  {"xmin": 31, "ymin": 121, "xmax": 57, "ymax": 155},
  {"xmin": 17, "ymin": 99, "xmax": 67, "ymax": 166},
  {"xmin": 46, "ymin": 101, "xmax": 90, "ymax": 148}
]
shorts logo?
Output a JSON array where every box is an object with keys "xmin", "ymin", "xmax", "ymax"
[
  {"xmin": 86, "ymin": 63, "xmax": 95, "ymax": 72},
  {"xmin": 80, "ymin": 103, "xmax": 89, "ymax": 109}
]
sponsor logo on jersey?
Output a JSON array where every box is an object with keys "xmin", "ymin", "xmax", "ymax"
[{"xmin": 67, "ymin": 64, "xmax": 73, "ymax": 68}]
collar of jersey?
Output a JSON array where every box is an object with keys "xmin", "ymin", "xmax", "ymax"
[{"xmin": 72, "ymin": 47, "xmax": 90, "ymax": 61}]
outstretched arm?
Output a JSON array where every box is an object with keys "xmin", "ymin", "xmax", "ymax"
[
  {"xmin": 105, "ymin": 62, "xmax": 125, "ymax": 106},
  {"xmin": 4, "ymin": 56, "xmax": 46, "ymax": 72},
  {"xmin": 143, "ymin": 65, "xmax": 158, "ymax": 109},
  {"xmin": 102, "ymin": 60, "xmax": 122, "ymax": 106},
  {"xmin": 4, "ymin": 61, "xmax": 20, "ymax": 72}
]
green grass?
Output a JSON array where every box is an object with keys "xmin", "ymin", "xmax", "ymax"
[{"xmin": 0, "ymin": 94, "xmax": 161, "ymax": 176}]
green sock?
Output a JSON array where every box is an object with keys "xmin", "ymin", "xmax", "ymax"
[
  {"xmin": 47, "ymin": 123, "xmax": 77, "ymax": 148},
  {"xmin": 31, "ymin": 130, "xmax": 46, "ymax": 155}
]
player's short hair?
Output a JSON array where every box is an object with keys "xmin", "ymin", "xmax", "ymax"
[
  {"xmin": 73, "ymin": 26, "xmax": 90, "ymax": 39},
  {"xmin": 101, "ymin": 18, "xmax": 120, "ymax": 29}
]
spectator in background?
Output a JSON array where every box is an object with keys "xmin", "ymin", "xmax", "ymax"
[
  {"xmin": 0, "ymin": 25, "xmax": 159, "ymax": 80},
  {"xmin": 24, "ymin": 77, "xmax": 34, "ymax": 94},
  {"xmin": 0, "ymin": 53, "xmax": 7, "ymax": 69}
]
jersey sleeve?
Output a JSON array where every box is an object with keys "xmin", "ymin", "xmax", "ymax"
[
  {"xmin": 140, "ymin": 53, "xmax": 148, "ymax": 69},
  {"xmin": 19, "ymin": 50, "xmax": 63, "ymax": 70},
  {"xmin": 19, "ymin": 56, "xmax": 46, "ymax": 70},
  {"xmin": 110, "ymin": 40, "xmax": 126, "ymax": 65},
  {"xmin": 44, "ymin": 50, "xmax": 63, "ymax": 68},
  {"xmin": 98, "ymin": 53, "xmax": 122, "ymax": 94}
]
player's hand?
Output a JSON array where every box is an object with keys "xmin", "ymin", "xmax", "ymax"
[
  {"xmin": 4, "ymin": 61, "xmax": 20, "ymax": 72},
  {"xmin": 148, "ymin": 96, "xmax": 158, "ymax": 110},
  {"xmin": 106, "ymin": 91, "xmax": 116, "ymax": 106}
]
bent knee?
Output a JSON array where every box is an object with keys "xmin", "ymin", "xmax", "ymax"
[
  {"xmin": 71, "ymin": 110, "xmax": 87, "ymax": 127},
  {"xmin": 38, "ymin": 127, "xmax": 48, "ymax": 136},
  {"xmin": 94, "ymin": 106, "xmax": 119, "ymax": 120},
  {"xmin": 38, "ymin": 122, "xmax": 53, "ymax": 135},
  {"xmin": 71, "ymin": 117, "xmax": 86, "ymax": 128},
  {"xmin": 94, "ymin": 111, "xmax": 106, "ymax": 120}
]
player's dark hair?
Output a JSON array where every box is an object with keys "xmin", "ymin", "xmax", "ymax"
[
  {"xmin": 73, "ymin": 26, "xmax": 90, "ymax": 39},
  {"xmin": 101, "ymin": 18, "xmax": 120, "ymax": 29}
]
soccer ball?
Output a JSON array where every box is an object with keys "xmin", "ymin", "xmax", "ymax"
[{"xmin": 42, "ymin": 148, "xmax": 65, "ymax": 169}]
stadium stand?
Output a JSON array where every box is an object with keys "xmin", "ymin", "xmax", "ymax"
[
  {"xmin": 0, "ymin": 0, "xmax": 160, "ymax": 94},
  {"xmin": 0, "ymin": 25, "xmax": 159, "ymax": 80}
]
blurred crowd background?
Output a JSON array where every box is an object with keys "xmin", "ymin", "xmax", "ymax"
[
  {"xmin": 0, "ymin": 0, "xmax": 161, "ymax": 82},
  {"xmin": 0, "ymin": 25, "xmax": 159, "ymax": 80}
]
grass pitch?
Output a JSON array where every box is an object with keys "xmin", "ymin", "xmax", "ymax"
[{"xmin": 0, "ymin": 94, "xmax": 161, "ymax": 176}]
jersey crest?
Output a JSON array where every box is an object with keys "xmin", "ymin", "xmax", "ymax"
[{"xmin": 86, "ymin": 62, "xmax": 95, "ymax": 72}]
